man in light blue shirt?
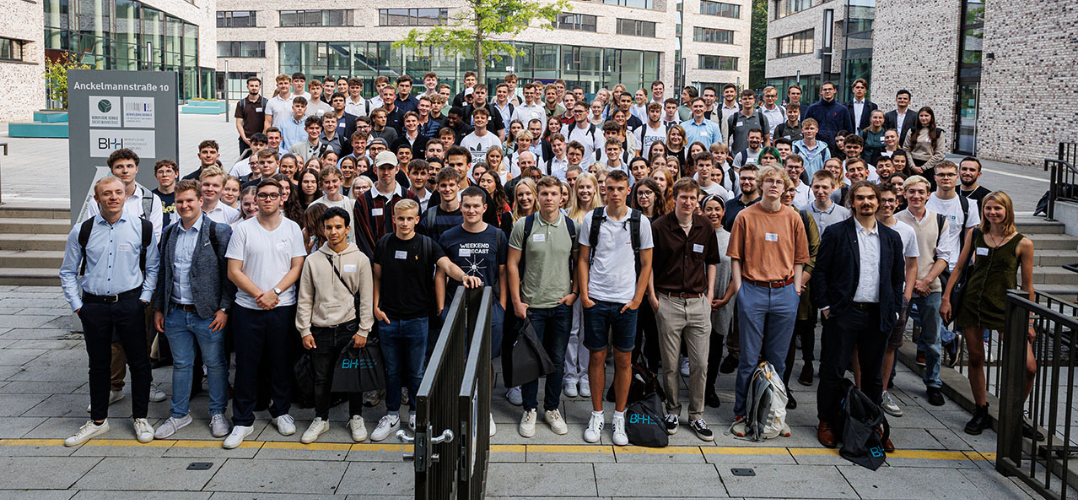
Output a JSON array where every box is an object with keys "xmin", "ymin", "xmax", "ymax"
[
  {"xmin": 59, "ymin": 175, "xmax": 160, "ymax": 447},
  {"xmin": 681, "ymin": 97, "xmax": 722, "ymax": 148},
  {"xmin": 277, "ymin": 97, "xmax": 309, "ymax": 152}
]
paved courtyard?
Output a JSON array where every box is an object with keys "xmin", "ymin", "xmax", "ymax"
[{"xmin": 0, "ymin": 113, "xmax": 1069, "ymax": 498}]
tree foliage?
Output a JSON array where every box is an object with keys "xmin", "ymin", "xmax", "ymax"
[
  {"xmin": 394, "ymin": 0, "xmax": 569, "ymax": 83},
  {"xmin": 45, "ymin": 52, "xmax": 91, "ymax": 110},
  {"xmin": 749, "ymin": 0, "xmax": 768, "ymax": 90}
]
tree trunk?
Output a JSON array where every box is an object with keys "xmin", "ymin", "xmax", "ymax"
[{"xmin": 474, "ymin": 1, "xmax": 484, "ymax": 84}]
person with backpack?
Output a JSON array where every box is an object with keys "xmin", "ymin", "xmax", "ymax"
[
  {"xmin": 150, "ymin": 179, "xmax": 233, "ymax": 440},
  {"xmin": 561, "ymin": 102, "xmax": 604, "ymax": 168},
  {"xmin": 507, "ymin": 176, "xmax": 579, "ymax": 438},
  {"xmin": 235, "ymin": 76, "xmax": 268, "ymax": 156},
  {"xmin": 295, "ymin": 206, "xmax": 374, "ymax": 444},
  {"xmin": 60, "ymin": 176, "xmax": 160, "ymax": 446},
  {"xmin": 578, "ymin": 170, "xmax": 654, "ymax": 446},
  {"xmin": 649, "ymin": 178, "xmax": 722, "ymax": 441},
  {"xmin": 811, "ymin": 181, "xmax": 904, "ymax": 453}
]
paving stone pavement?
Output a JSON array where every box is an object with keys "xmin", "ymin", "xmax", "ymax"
[{"xmin": 0, "ymin": 285, "xmax": 1072, "ymax": 498}]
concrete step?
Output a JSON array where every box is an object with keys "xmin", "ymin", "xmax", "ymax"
[
  {"xmin": 1015, "ymin": 216, "xmax": 1065, "ymax": 235},
  {"xmin": 0, "ymin": 204, "xmax": 71, "ymax": 220},
  {"xmin": 0, "ymin": 250, "xmax": 65, "ymax": 269},
  {"xmin": 0, "ymin": 268, "xmax": 60, "ymax": 286},
  {"xmin": 1033, "ymin": 250, "xmax": 1078, "ymax": 267},
  {"xmin": 0, "ymin": 234, "xmax": 68, "ymax": 252},
  {"xmin": 1027, "ymin": 266, "xmax": 1078, "ymax": 286},
  {"xmin": 1023, "ymin": 234, "xmax": 1078, "ymax": 251},
  {"xmin": 0, "ymin": 218, "xmax": 72, "ymax": 235}
]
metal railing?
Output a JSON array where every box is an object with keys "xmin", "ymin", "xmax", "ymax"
[
  {"xmin": 996, "ymin": 291, "xmax": 1077, "ymax": 500},
  {"xmin": 405, "ymin": 287, "xmax": 492, "ymax": 500},
  {"xmin": 1041, "ymin": 142, "xmax": 1078, "ymax": 220},
  {"xmin": 0, "ymin": 142, "xmax": 7, "ymax": 205}
]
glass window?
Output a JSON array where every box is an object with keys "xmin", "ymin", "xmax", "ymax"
[
  {"xmin": 776, "ymin": 29, "xmax": 813, "ymax": 58},
  {"xmin": 700, "ymin": 0, "xmax": 740, "ymax": 18},
  {"xmin": 554, "ymin": 13, "xmax": 597, "ymax": 32},
  {"xmin": 279, "ymin": 10, "xmax": 354, "ymax": 27},
  {"xmin": 217, "ymin": 41, "xmax": 265, "ymax": 58},
  {"xmin": 693, "ymin": 27, "xmax": 734, "ymax": 44},
  {"xmin": 698, "ymin": 55, "xmax": 738, "ymax": 71},
  {"xmin": 845, "ymin": 0, "xmax": 875, "ymax": 34},
  {"xmin": 0, "ymin": 38, "xmax": 25, "ymax": 62},
  {"xmin": 604, "ymin": 0, "xmax": 656, "ymax": 9},
  {"xmin": 44, "ymin": 0, "xmax": 70, "ymax": 30},
  {"xmin": 217, "ymin": 11, "xmax": 257, "ymax": 28},
  {"xmin": 616, "ymin": 19, "xmax": 656, "ymax": 37},
  {"xmin": 378, "ymin": 8, "xmax": 449, "ymax": 26},
  {"xmin": 774, "ymin": 0, "xmax": 813, "ymax": 19}
]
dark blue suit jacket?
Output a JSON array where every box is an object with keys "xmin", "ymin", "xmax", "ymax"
[
  {"xmin": 846, "ymin": 100, "xmax": 879, "ymax": 132},
  {"xmin": 811, "ymin": 218, "xmax": 905, "ymax": 332}
]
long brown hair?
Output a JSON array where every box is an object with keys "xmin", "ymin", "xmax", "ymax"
[
  {"xmin": 631, "ymin": 177, "xmax": 668, "ymax": 218},
  {"xmin": 980, "ymin": 191, "xmax": 1016, "ymax": 236},
  {"xmin": 912, "ymin": 106, "xmax": 939, "ymax": 143}
]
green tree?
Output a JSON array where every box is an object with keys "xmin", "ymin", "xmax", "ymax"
[
  {"xmin": 394, "ymin": 0, "xmax": 569, "ymax": 84},
  {"xmin": 45, "ymin": 52, "xmax": 91, "ymax": 110},
  {"xmin": 749, "ymin": 0, "xmax": 768, "ymax": 90}
]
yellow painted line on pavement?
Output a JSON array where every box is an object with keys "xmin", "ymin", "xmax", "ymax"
[{"xmin": 0, "ymin": 438, "xmax": 996, "ymax": 462}]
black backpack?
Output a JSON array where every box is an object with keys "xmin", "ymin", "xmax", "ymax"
[
  {"xmin": 838, "ymin": 379, "xmax": 890, "ymax": 470},
  {"xmin": 518, "ymin": 212, "xmax": 577, "ymax": 277},
  {"xmin": 587, "ymin": 207, "xmax": 643, "ymax": 274},
  {"xmin": 78, "ymin": 217, "xmax": 153, "ymax": 276}
]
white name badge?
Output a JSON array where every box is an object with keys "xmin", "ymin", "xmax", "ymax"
[
  {"xmin": 976, "ymin": 247, "xmax": 989, "ymax": 256},
  {"xmin": 372, "ymin": 208, "xmax": 384, "ymax": 216},
  {"xmin": 394, "ymin": 250, "xmax": 408, "ymax": 260},
  {"xmin": 693, "ymin": 243, "xmax": 705, "ymax": 253},
  {"xmin": 343, "ymin": 264, "xmax": 357, "ymax": 273},
  {"xmin": 765, "ymin": 233, "xmax": 779, "ymax": 242},
  {"xmin": 255, "ymin": 107, "xmax": 263, "ymax": 113},
  {"xmin": 532, "ymin": 233, "xmax": 546, "ymax": 242},
  {"xmin": 117, "ymin": 243, "xmax": 132, "ymax": 252},
  {"xmin": 459, "ymin": 248, "xmax": 472, "ymax": 257}
]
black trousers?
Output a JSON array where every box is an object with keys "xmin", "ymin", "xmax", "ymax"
[
  {"xmin": 816, "ymin": 304, "xmax": 887, "ymax": 426},
  {"xmin": 310, "ymin": 323, "xmax": 364, "ymax": 419},
  {"xmin": 232, "ymin": 305, "xmax": 295, "ymax": 426},
  {"xmin": 633, "ymin": 299, "xmax": 661, "ymax": 371},
  {"xmin": 80, "ymin": 296, "xmax": 151, "ymax": 421}
]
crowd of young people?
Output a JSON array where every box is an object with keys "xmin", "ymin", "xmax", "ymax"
[{"xmin": 59, "ymin": 71, "xmax": 1041, "ymax": 451}]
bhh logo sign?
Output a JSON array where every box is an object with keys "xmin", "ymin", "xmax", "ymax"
[{"xmin": 341, "ymin": 359, "xmax": 378, "ymax": 370}]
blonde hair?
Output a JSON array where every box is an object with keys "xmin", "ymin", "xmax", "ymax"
[
  {"xmin": 980, "ymin": 191, "xmax": 1016, "ymax": 236},
  {"xmin": 393, "ymin": 199, "xmax": 419, "ymax": 216},
  {"xmin": 199, "ymin": 165, "xmax": 226, "ymax": 182},
  {"xmin": 568, "ymin": 173, "xmax": 602, "ymax": 223},
  {"xmin": 511, "ymin": 178, "xmax": 538, "ymax": 222},
  {"xmin": 757, "ymin": 165, "xmax": 790, "ymax": 185}
]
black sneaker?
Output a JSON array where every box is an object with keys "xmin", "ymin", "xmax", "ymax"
[
  {"xmin": 664, "ymin": 413, "xmax": 679, "ymax": 435},
  {"xmin": 786, "ymin": 389, "xmax": 797, "ymax": 410},
  {"xmin": 964, "ymin": 404, "xmax": 991, "ymax": 435},
  {"xmin": 926, "ymin": 387, "xmax": 945, "ymax": 406},
  {"xmin": 1022, "ymin": 421, "xmax": 1046, "ymax": 441},
  {"xmin": 705, "ymin": 389, "xmax": 721, "ymax": 408},
  {"xmin": 690, "ymin": 419, "xmax": 714, "ymax": 442},
  {"xmin": 719, "ymin": 354, "xmax": 739, "ymax": 374}
]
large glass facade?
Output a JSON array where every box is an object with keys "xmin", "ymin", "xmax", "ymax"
[
  {"xmin": 839, "ymin": 0, "xmax": 874, "ymax": 102},
  {"xmin": 278, "ymin": 41, "xmax": 662, "ymax": 97},
  {"xmin": 43, "ymin": 0, "xmax": 212, "ymax": 100}
]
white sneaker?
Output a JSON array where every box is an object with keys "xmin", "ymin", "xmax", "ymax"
[
  {"xmin": 680, "ymin": 357, "xmax": 691, "ymax": 377},
  {"xmin": 370, "ymin": 415, "xmax": 401, "ymax": 442},
  {"xmin": 583, "ymin": 412, "xmax": 604, "ymax": 443},
  {"xmin": 154, "ymin": 414, "xmax": 192, "ymax": 439},
  {"xmin": 272, "ymin": 414, "xmax": 296, "ymax": 436},
  {"xmin": 579, "ymin": 379, "xmax": 591, "ymax": 398},
  {"xmin": 545, "ymin": 409, "xmax": 568, "ymax": 435},
  {"xmin": 349, "ymin": 415, "xmax": 368, "ymax": 442},
  {"xmin": 489, "ymin": 413, "xmax": 497, "ymax": 437},
  {"xmin": 209, "ymin": 414, "xmax": 230, "ymax": 438},
  {"xmin": 506, "ymin": 387, "xmax": 523, "ymax": 406},
  {"xmin": 149, "ymin": 384, "xmax": 168, "ymax": 403},
  {"xmin": 65, "ymin": 420, "xmax": 109, "ymax": 447},
  {"xmin": 563, "ymin": 380, "xmax": 579, "ymax": 398},
  {"xmin": 881, "ymin": 391, "xmax": 904, "ymax": 417},
  {"xmin": 223, "ymin": 425, "xmax": 253, "ymax": 449},
  {"xmin": 611, "ymin": 414, "xmax": 628, "ymax": 446},
  {"xmin": 301, "ymin": 418, "xmax": 329, "ymax": 444},
  {"xmin": 519, "ymin": 409, "xmax": 537, "ymax": 438},
  {"xmin": 87, "ymin": 390, "xmax": 124, "ymax": 412},
  {"xmin": 133, "ymin": 418, "xmax": 155, "ymax": 443}
]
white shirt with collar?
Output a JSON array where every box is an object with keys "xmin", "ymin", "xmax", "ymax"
[
  {"xmin": 372, "ymin": 182, "xmax": 404, "ymax": 202},
  {"xmin": 853, "ymin": 220, "xmax": 881, "ymax": 303},
  {"xmin": 203, "ymin": 201, "xmax": 241, "ymax": 225},
  {"xmin": 345, "ymin": 96, "xmax": 369, "ymax": 117},
  {"xmin": 86, "ymin": 183, "xmax": 163, "ymax": 242},
  {"xmin": 852, "ymin": 99, "xmax": 866, "ymax": 128}
]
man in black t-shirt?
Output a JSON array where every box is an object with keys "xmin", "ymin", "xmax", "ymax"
[
  {"xmin": 153, "ymin": 159, "xmax": 178, "ymax": 228},
  {"xmin": 369, "ymin": 199, "xmax": 480, "ymax": 443},
  {"xmin": 958, "ymin": 157, "xmax": 991, "ymax": 207}
]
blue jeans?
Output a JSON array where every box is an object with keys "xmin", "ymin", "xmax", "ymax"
[
  {"xmin": 583, "ymin": 300, "xmax": 639, "ymax": 353},
  {"xmin": 381, "ymin": 317, "xmax": 428, "ymax": 414},
  {"xmin": 734, "ymin": 283, "xmax": 799, "ymax": 416},
  {"xmin": 910, "ymin": 292, "xmax": 943, "ymax": 388},
  {"xmin": 521, "ymin": 304, "xmax": 572, "ymax": 412},
  {"xmin": 163, "ymin": 305, "xmax": 228, "ymax": 419}
]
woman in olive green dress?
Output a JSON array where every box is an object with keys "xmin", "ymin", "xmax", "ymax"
[{"xmin": 940, "ymin": 191, "xmax": 1036, "ymax": 437}]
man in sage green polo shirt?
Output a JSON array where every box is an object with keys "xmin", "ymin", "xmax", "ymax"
[{"xmin": 506, "ymin": 176, "xmax": 579, "ymax": 439}]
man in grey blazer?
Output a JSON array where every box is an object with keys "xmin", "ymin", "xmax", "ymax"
[{"xmin": 152, "ymin": 179, "xmax": 234, "ymax": 440}]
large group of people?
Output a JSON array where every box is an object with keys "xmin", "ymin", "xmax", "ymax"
[{"xmin": 58, "ymin": 70, "xmax": 1042, "ymax": 452}]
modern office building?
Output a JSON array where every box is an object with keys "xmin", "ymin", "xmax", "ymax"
[
  {"xmin": 765, "ymin": 0, "xmax": 1078, "ymax": 166},
  {"xmin": 214, "ymin": 0, "xmax": 751, "ymax": 100},
  {"xmin": 0, "ymin": 0, "xmax": 45, "ymax": 122}
]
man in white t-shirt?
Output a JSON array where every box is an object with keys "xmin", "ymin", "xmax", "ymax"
[
  {"xmin": 640, "ymin": 102, "xmax": 667, "ymax": 158},
  {"xmin": 263, "ymin": 74, "xmax": 295, "ymax": 130},
  {"xmin": 562, "ymin": 102, "xmax": 604, "ymax": 168},
  {"xmin": 459, "ymin": 108, "xmax": 500, "ymax": 165},
  {"xmin": 784, "ymin": 154, "xmax": 813, "ymax": 208},
  {"xmin": 578, "ymin": 170, "xmax": 654, "ymax": 446},
  {"xmin": 925, "ymin": 161, "xmax": 978, "ymax": 363},
  {"xmin": 222, "ymin": 178, "xmax": 307, "ymax": 449},
  {"xmin": 695, "ymin": 152, "xmax": 733, "ymax": 201},
  {"xmin": 876, "ymin": 183, "xmax": 919, "ymax": 417}
]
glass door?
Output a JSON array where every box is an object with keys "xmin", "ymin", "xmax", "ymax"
[{"xmin": 955, "ymin": 82, "xmax": 979, "ymax": 155}]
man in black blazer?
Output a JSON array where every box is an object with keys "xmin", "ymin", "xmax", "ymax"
[
  {"xmin": 845, "ymin": 78, "xmax": 878, "ymax": 132},
  {"xmin": 811, "ymin": 180, "xmax": 904, "ymax": 452},
  {"xmin": 883, "ymin": 89, "xmax": 917, "ymax": 146}
]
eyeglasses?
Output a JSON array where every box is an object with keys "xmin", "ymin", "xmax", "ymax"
[
  {"xmin": 637, "ymin": 190, "xmax": 654, "ymax": 197},
  {"xmin": 256, "ymin": 193, "xmax": 281, "ymax": 200}
]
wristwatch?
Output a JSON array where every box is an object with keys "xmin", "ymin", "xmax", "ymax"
[{"xmin": 272, "ymin": 287, "xmax": 282, "ymax": 295}]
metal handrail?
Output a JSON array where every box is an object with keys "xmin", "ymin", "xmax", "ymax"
[
  {"xmin": 0, "ymin": 142, "xmax": 8, "ymax": 205},
  {"xmin": 458, "ymin": 288, "xmax": 492, "ymax": 500}
]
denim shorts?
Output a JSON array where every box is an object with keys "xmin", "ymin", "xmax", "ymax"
[{"xmin": 583, "ymin": 300, "xmax": 639, "ymax": 353}]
